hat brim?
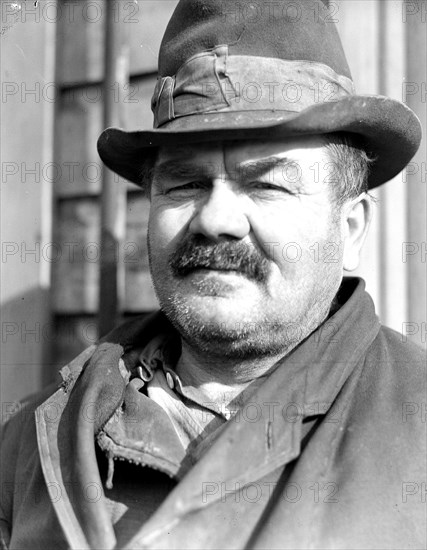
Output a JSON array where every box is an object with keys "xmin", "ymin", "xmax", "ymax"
[{"xmin": 97, "ymin": 95, "xmax": 421, "ymax": 189}]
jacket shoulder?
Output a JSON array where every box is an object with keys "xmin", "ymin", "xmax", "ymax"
[
  {"xmin": 363, "ymin": 324, "xmax": 426, "ymax": 399},
  {"xmin": 0, "ymin": 382, "xmax": 59, "ymax": 540},
  {"xmin": 1, "ymin": 344, "xmax": 97, "ymax": 441},
  {"xmin": 1, "ymin": 382, "xmax": 58, "ymax": 445},
  {"xmin": 375, "ymin": 324, "xmax": 425, "ymax": 364},
  {"xmin": 1, "ymin": 344, "xmax": 98, "ymax": 477}
]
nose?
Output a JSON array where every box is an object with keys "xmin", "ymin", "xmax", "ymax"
[{"xmin": 188, "ymin": 180, "xmax": 250, "ymax": 241}]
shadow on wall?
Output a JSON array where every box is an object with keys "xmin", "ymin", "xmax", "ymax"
[{"xmin": 1, "ymin": 288, "xmax": 57, "ymax": 406}]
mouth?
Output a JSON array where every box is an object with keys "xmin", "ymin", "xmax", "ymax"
[
  {"xmin": 180, "ymin": 268, "xmax": 250, "ymax": 296},
  {"xmin": 184, "ymin": 266, "xmax": 245, "ymax": 276}
]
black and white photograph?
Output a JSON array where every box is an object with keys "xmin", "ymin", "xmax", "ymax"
[{"xmin": 1, "ymin": 1, "xmax": 426, "ymax": 548}]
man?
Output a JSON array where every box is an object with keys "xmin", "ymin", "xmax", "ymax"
[{"xmin": 1, "ymin": 1, "xmax": 425, "ymax": 549}]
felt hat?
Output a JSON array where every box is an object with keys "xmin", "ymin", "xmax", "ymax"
[{"xmin": 97, "ymin": 0, "xmax": 422, "ymax": 189}]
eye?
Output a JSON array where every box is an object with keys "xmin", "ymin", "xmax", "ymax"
[
  {"xmin": 171, "ymin": 181, "xmax": 204, "ymax": 190},
  {"xmin": 163, "ymin": 180, "xmax": 209, "ymax": 198},
  {"xmin": 248, "ymin": 181, "xmax": 294, "ymax": 194}
]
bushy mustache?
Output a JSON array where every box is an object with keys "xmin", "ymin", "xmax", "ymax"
[{"xmin": 169, "ymin": 236, "xmax": 270, "ymax": 283}]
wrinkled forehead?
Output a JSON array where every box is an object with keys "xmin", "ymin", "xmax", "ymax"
[{"xmin": 154, "ymin": 136, "xmax": 331, "ymax": 173}]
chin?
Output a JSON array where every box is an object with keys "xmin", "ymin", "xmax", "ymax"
[
  {"xmin": 174, "ymin": 314, "xmax": 292, "ymax": 359},
  {"xmin": 160, "ymin": 295, "xmax": 290, "ymax": 359},
  {"xmin": 180, "ymin": 296, "xmax": 252, "ymax": 329}
]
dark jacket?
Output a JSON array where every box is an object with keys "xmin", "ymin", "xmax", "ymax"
[{"xmin": 1, "ymin": 278, "xmax": 426, "ymax": 550}]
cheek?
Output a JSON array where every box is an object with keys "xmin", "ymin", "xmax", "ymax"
[
  {"xmin": 148, "ymin": 211, "xmax": 168, "ymax": 247},
  {"xmin": 250, "ymin": 204, "xmax": 315, "ymax": 257},
  {"xmin": 251, "ymin": 202, "xmax": 340, "ymax": 269},
  {"xmin": 148, "ymin": 202, "xmax": 194, "ymax": 251}
]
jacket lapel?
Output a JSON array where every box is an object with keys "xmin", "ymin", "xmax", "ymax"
[
  {"xmin": 36, "ymin": 345, "xmax": 96, "ymax": 550},
  {"xmin": 36, "ymin": 312, "xmax": 172, "ymax": 550}
]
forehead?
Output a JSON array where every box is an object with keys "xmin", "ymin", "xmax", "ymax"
[{"xmin": 155, "ymin": 136, "xmax": 330, "ymax": 168}]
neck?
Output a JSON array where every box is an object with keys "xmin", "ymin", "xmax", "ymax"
[
  {"xmin": 175, "ymin": 343, "xmax": 289, "ymax": 407},
  {"xmin": 174, "ymin": 295, "xmax": 342, "ymax": 406}
]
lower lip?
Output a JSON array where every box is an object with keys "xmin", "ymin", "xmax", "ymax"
[
  {"xmin": 183, "ymin": 269, "xmax": 250, "ymax": 291},
  {"xmin": 187, "ymin": 268, "xmax": 244, "ymax": 277}
]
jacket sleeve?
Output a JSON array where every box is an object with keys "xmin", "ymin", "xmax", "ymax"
[
  {"xmin": 0, "ymin": 404, "xmax": 24, "ymax": 550},
  {"xmin": 0, "ymin": 383, "xmax": 60, "ymax": 549}
]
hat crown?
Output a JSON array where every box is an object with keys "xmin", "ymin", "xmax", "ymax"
[{"xmin": 159, "ymin": 0, "xmax": 352, "ymax": 79}]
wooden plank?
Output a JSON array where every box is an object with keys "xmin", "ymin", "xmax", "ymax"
[
  {"xmin": 52, "ymin": 199, "xmax": 100, "ymax": 313},
  {"xmin": 128, "ymin": 1, "xmax": 179, "ymax": 75},
  {"xmin": 57, "ymin": 0, "xmax": 179, "ymax": 86},
  {"xmin": 98, "ymin": 2, "xmax": 129, "ymax": 337},
  {"xmin": 56, "ymin": 0, "xmax": 105, "ymax": 85},
  {"xmin": 55, "ymin": 86, "xmax": 103, "ymax": 196},
  {"xmin": 55, "ymin": 75, "xmax": 157, "ymax": 197}
]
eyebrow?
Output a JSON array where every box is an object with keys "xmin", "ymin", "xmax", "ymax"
[{"xmin": 153, "ymin": 156, "xmax": 295, "ymax": 184}]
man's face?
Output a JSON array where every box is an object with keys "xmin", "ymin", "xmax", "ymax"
[{"xmin": 148, "ymin": 137, "xmax": 346, "ymax": 359}]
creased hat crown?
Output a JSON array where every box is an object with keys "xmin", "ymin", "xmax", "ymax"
[{"xmin": 159, "ymin": 0, "xmax": 352, "ymax": 79}]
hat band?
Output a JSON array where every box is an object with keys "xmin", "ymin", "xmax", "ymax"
[{"xmin": 151, "ymin": 45, "xmax": 355, "ymax": 129}]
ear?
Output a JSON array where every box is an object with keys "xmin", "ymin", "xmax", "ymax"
[{"xmin": 342, "ymin": 193, "xmax": 373, "ymax": 271}]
